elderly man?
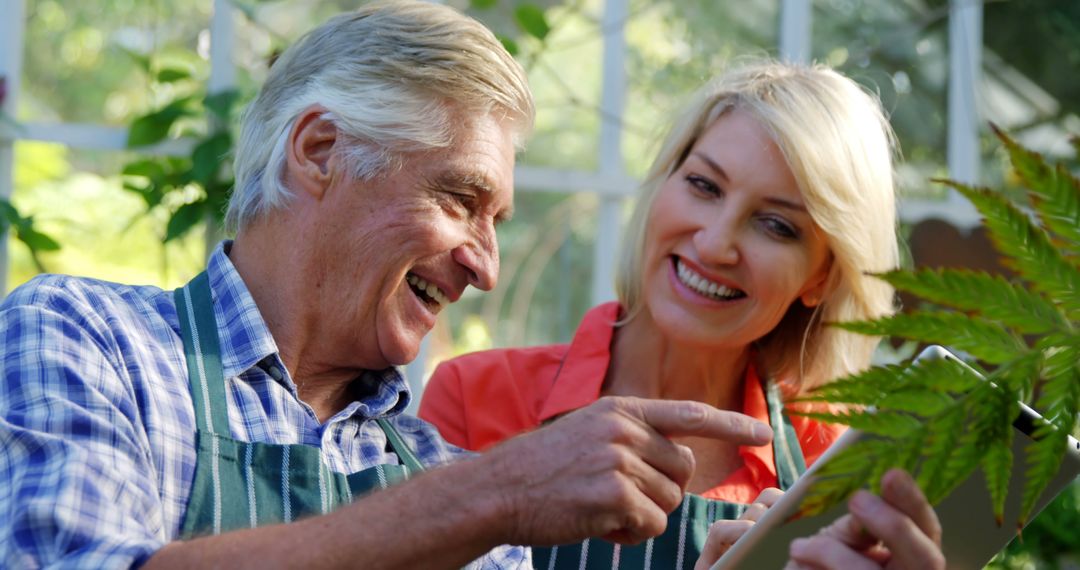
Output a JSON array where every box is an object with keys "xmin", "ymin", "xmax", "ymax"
[{"xmin": 0, "ymin": 2, "xmax": 775, "ymax": 568}]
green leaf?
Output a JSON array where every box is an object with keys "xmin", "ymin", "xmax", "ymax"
[
  {"xmin": 127, "ymin": 99, "xmax": 194, "ymax": 148},
  {"xmin": 1020, "ymin": 428, "xmax": 1068, "ymax": 527},
  {"xmin": 0, "ymin": 198, "xmax": 21, "ymax": 226},
  {"xmin": 497, "ymin": 34, "xmax": 520, "ymax": 56},
  {"xmin": 879, "ymin": 389, "xmax": 955, "ymax": 416},
  {"xmin": 514, "ymin": 4, "xmax": 551, "ymax": 40},
  {"xmin": 470, "ymin": 0, "xmax": 497, "ymax": 9},
  {"xmin": 156, "ymin": 67, "xmax": 191, "ymax": 83},
  {"xmin": 796, "ymin": 363, "xmax": 903, "ymax": 405},
  {"xmin": 915, "ymin": 404, "xmax": 967, "ymax": 502},
  {"xmin": 122, "ymin": 180, "xmax": 164, "ymax": 209},
  {"xmin": 165, "ymin": 200, "xmax": 207, "ymax": 242},
  {"xmin": 117, "ymin": 46, "xmax": 151, "ymax": 73},
  {"xmin": 203, "ymin": 177, "xmax": 234, "ymax": 220},
  {"xmin": 836, "ymin": 312, "xmax": 1026, "ymax": 364},
  {"xmin": 982, "ymin": 421, "xmax": 1015, "ymax": 526},
  {"xmin": 204, "ymin": 90, "xmax": 240, "ymax": 122},
  {"xmin": 992, "ymin": 125, "xmax": 1080, "ymax": 255},
  {"xmin": 875, "ymin": 268, "xmax": 1067, "ymax": 334},
  {"xmin": 122, "ymin": 159, "xmax": 167, "ymax": 180},
  {"xmin": 15, "ymin": 225, "xmax": 60, "ymax": 252},
  {"xmin": 1019, "ymin": 359, "xmax": 1079, "ymax": 524},
  {"xmin": 190, "ymin": 132, "xmax": 232, "ymax": 186},
  {"xmin": 794, "ymin": 439, "xmax": 885, "ymax": 519},
  {"xmin": 1035, "ymin": 348, "xmax": 1080, "ymax": 431},
  {"xmin": 796, "ymin": 410, "xmax": 924, "ymax": 437},
  {"xmin": 799, "ymin": 357, "xmax": 982, "ymax": 408},
  {"xmin": 989, "ymin": 349, "xmax": 1044, "ymax": 400},
  {"xmin": 944, "ymin": 181, "xmax": 1080, "ymax": 319}
]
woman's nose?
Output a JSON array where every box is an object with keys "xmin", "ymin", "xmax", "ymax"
[{"xmin": 693, "ymin": 220, "xmax": 740, "ymax": 266}]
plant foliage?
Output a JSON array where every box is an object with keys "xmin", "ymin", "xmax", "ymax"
[
  {"xmin": 121, "ymin": 57, "xmax": 241, "ymax": 244},
  {"xmin": 794, "ymin": 126, "xmax": 1080, "ymax": 529}
]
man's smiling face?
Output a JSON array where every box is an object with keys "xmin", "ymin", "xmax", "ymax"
[{"xmin": 307, "ymin": 112, "xmax": 516, "ymax": 370}]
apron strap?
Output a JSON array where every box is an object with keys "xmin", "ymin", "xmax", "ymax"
[
  {"xmin": 765, "ymin": 381, "xmax": 808, "ymax": 490},
  {"xmin": 376, "ymin": 418, "xmax": 426, "ymax": 474},
  {"xmin": 175, "ymin": 271, "xmax": 231, "ymax": 435}
]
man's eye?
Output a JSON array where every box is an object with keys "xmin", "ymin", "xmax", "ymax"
[{"xmin": 444, "ymin": 191, "xmax": 479, "ymax": 214}]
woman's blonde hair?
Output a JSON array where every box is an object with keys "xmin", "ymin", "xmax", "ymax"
[
  {"xmin": 227, "ymin": 0, "xmax": 534, "ymax": 233},
  {"xmin": 615, "ymin": 60, "xmax": 900, "ymax": 393}
]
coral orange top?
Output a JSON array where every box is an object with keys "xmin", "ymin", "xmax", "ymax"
[{"xmin": 419, "ymin": 302, "xmax": 845, "ymax": 504}]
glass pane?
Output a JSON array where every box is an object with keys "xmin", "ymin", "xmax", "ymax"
[
  {"xmin": 980, "ymin": 0, "xmax": 1080, "ymax": 183},
  {"xmin": 812, "ymin": 0, "xmax": 951, "ymax": 203},
  {"xmin": 625, "ymin": 0, "xmax": 779, "ymax": 177}
]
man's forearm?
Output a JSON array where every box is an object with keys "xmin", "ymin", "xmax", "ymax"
[{"xmin": 144, "ymin": 455, "xmax": 513, "ymax": 570}]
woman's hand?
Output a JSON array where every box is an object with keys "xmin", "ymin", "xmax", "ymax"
[
  {"xmin": 784, "ymin": 469, "xmax": 945, "ymax": 570},
  {"xmin": 694, "ymin": 487, "xmax": 784, "ymax": 570}
]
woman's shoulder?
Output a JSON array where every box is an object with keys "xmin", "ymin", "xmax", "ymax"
[
  {"xmin": 430, "ymin": 343, "xmax": 572, "ymax": 390},
  {"xmin": 421, "ymin": 344, "xmax": 572, "ymax": 450}
]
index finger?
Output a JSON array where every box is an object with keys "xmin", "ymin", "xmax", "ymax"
[{"xmin": 633, "ymin": 399, "xmax": 772, "ymax": 445}]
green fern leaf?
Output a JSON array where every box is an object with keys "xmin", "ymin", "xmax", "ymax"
[
  {"xmin": 1035, "ymin": 346, "xmax": 1080, "ymax": 431},
  {"xmin": 796, "ymin": 410, "xmax": 924, "ymax": 437},
  {"xmin": 929, "ymin": 385, "xmax": 1009, "ymax": 503},
  {"xmin": 1020, "ymin": 361, "xmax": 1079, "ymax": 524},
  {"xmin": 799, "ymin": 355, "xmax": 983, "ymax": 409},
  {"xmin": 836, "ymin": 312, "xmax": 1025, "ymax": 364},
  {"xmin": 992, "ymin": 125, "xmax": 1080, "ymax": 254},
  {"xmin": 989, "ymin": 349, "xmax": 1045, "ymax": 401},
  {"xmin": 795, "ymin": 363, "xmax": 908, "ymax": 405},
  {"xmin": 981, "ymin": 407, "xmax": 1016, "ymax": 526},
  {"xmin": 916, "ymin": 404, "xmax": 968, "ymax": 502},
  {"xmin": 875, "ymin": 268, "xmax": 1067, "ymax": 334},
  {"xmin": 793, "ymin": 439, "xmax": 889, "ymax": 519},
  {"xmin": 1020, "ymin": 426, "xmax": 1068, "ymax": 527},
  {"xmin": 943, "ymin": 181, "xmax": 1080, "ymax": 318},
  {"xmin": 878, "ymin": 389, "xmax": 954, "ymax": 416}
]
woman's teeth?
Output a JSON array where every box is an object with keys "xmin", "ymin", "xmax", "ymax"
[
  {"xmin": 675, "ymin": 259, "xmax": 744, "ymax": 301},
  {"xmin": 406, "ymin": 274, "xmax": 449, "ymax": 308}
]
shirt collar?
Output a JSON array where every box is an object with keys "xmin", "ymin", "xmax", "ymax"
[
  {"xmin": 201, "ymin": 241, "xmax": 411, "ymax": 417},
  {"xmin": 538, "ymin": 302, "xmax": 621, "ymax": 421},
  {"xmin": 205, "ymin": 241, "xmax": 281, "ymax": 381},
  {"xmin": 536, "ymin": 301, "xmax": 781, "ymax": 483}
]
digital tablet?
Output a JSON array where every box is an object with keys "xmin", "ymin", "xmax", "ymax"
[{"xmin": 714, "ymin": 346, "xmax": 1080, "ymax": 570}]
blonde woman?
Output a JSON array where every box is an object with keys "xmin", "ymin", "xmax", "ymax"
[{"xmin": 421, "ymin": 60, "xmax": 943, "ymax": 568}]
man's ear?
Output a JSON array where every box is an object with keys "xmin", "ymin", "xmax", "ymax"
[{"xmin": 285, "ymin": 105, "xmax": 338, "ymax": 199}]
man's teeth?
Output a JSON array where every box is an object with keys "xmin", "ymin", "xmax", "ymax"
[
  {"xmin": 406, "ymin": 274, "xmax": 449, "ymax": 307},
  {"xmin": 675, "ymin": 259, "xmax": 743, "ymax": 300}
]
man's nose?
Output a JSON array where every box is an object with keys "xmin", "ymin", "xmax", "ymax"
[{"xmin": 453, "ymin": 227, "xmax": 499, "ymax": 292}]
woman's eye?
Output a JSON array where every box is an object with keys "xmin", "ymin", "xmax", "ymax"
[
  {"xmin": 686, "ymin": 175, "xmax": 720, "ymax": 196},
  {"xmin": 763, "ymin": 217, "xmax": 799, "ymax": 240}
]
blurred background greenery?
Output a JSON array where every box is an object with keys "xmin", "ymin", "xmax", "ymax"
[{"xmin": 2, "ymin": 0, "xmax": 1078, "ymax": 566}]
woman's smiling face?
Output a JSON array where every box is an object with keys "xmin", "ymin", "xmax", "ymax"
[{"xmin": 640, "ymin": 109, "xmax": 832, "ymax": 349}]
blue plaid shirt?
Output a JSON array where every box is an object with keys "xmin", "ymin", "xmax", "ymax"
[{"xmin": 0, "ymin": 242, "xmax": 530, "ymax": 569}]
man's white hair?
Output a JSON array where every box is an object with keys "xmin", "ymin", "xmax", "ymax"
[{"xmin": 226, "ymin": 0, "xmax": 534, "ymax": 233}]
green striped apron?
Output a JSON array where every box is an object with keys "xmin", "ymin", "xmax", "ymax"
[
  {"xmin": 532, "ymin": 381, "xmax": 807, "ymax": 569},
  {"xmin": 175, "ymin": 271, "xmax": 424, "ymax": 537}
]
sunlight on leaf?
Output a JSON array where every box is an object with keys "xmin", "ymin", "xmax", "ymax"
[{"xmin": 515, "ymin": 4, "xmax": 551, "ymax": 40}]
